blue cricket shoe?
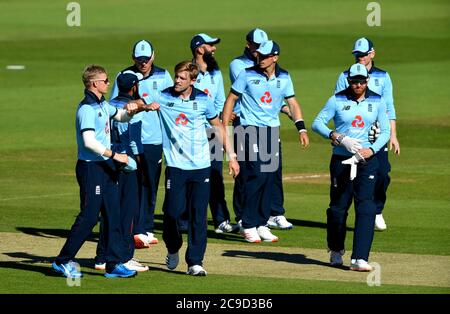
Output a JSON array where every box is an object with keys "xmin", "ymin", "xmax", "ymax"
[
  {"xmin": 105, "ymin": 263, "xmax": 137, "ymax": 278},
  {"xmin": 52, "ymin": 261, "xmax": 83, "ymax": 278}
]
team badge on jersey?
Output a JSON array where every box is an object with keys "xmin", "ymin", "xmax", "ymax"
[
  {"xmin": 193, "ymin": 102, "xmax": 198, "ymax": 111},
  {"xmin": 368, "ymin": 103, "xmax": 373, "ymax": 112},
  {"xmin": 277, "ymin": 80, "xmax": 281, "ymax": 88},
  {"xmin": 374, "ymin": 79, "xmax": 379, "ymax": 86},
  {"xmin": 153, "ymin": 81, "xmax": 158, "ymax": 90},
  {"xmin": 175, "ymin": 113, "xmax": 189, "ymax": 125}
]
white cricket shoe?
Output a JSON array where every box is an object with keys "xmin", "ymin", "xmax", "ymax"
[
  {"xmin": 375, "ymin": 214, "xmax": 387, "ymax": 231},
  {"xmin": 240, "ymin": 227, "xmax": 261, "ymax": 243},
  {"xmin": 94, "ymin": 263, "xmax": 106, "ymax": 270},
  {"xmin": 124, "ymin": 259, "xmax": 149, "ymax": 272},
  {"xmin": 257, "ymin": 225, "xmax": 279, "ymax": 242},
  {"xmin": 187, "ymin": 265, "xmax": 207, "ymax": 276},
  {"xmin": 215, "ymin": 220, "xmax": 237, "ymax": 233},
  {"xmin": 134, "ymin": 234, "xmax": 150, "ymax": 248},
  {"xmin": 267, "ymin": 215, "xmax": 293, "ymax": 229},
  {"xmin": 329, "ymin": 250, "xmax": 344, "ymax": 266},
  {"xmin": 350, "ymin": 259, "xmax": 373, "ymax": 272},
  {"xmin": 166, "ymin": 252, "xmax": 179, "ymax": 270},
  {"xmin": 146, "ymin": 232, "xmax": 159, "ymax": 244}
]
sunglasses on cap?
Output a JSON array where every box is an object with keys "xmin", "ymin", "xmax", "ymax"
[
  {"xmin": 348, "ymin": 78, "xmax": 368, "ymax": 85},
  {"xmin": 353, "ymin": 51, "xmax": 370, "ymax": 58},
  {"xmin": 135, "ymin": 56, "xmax": 151, "ymax": 64}
]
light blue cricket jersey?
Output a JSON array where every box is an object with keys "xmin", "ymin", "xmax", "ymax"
[
  {"xmin": 229, "ymin": 50, "xmax": 255, "ymax": 115},
  {"xmin": 109, "ymin": 94, "xmax": 138, "ymax": 171},
  {"xmin": 156, "ymin": 87, "xmax": 218, "ymax": 170},
  {"xmin": 194, "ymin": 68, "xmax": 225, "ymax": 114},
  {"xmin": 110, "ymin": 65, "xmax": 173, "ymax": 147},
  {"xmin": 335, "ymin": 64, "xmax": 396, "ymax": 120},
  {"xmin": 231, "ymin": 65, "xmax": 295, "ymax": 127},
  {"xmin": 76, "ymin": 90, "xmax": 117, "ymax": 162},
  {"xmin": 312, "ymin": 88, "xmax": 390, "ymax": 156}
]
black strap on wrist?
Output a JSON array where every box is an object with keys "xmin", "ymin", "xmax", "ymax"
[
  {"xmin": 111, "ymin": 151, "xmax": 116, "ymax": 159},
  {"xmin": 295, "ymin": 119, "xmax": 306, "ymax": 132}
]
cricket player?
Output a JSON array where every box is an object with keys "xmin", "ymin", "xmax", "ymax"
[
  {"xmin": 335, "ymin": 37, "xmax": 400, "ymax": 231},
  {"xmin": 110, "ymin": 40, "xmax": 173, "ymax": 248},
  {"xmin": 312, "ymin": 63, "xmax": 390, "ymax": 271},
  {"xmin": 154, "ymin": 61, "xmax": 239, "ymax": 276},
  {"xmin": 229, "ymin": 28, "xmax": 294, "ymax": 230},
  {"xmin": 52, "ymin": 65, "xmax": 153, "ymax": 278},
  {"xmin": 222, "ymin": 41, "xmax": 309, "ymax": 243},
  {"xmin": 190, "ymin": 33, "xmax": 237, "ymax": 234}
]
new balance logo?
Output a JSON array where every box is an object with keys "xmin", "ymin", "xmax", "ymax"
[
  {"xmin": 342, "ymin": 105, "xmax": 351, "ymax": 111},
  {"xmin": 250, "ymin": 79, "xmax": 261, "ymax": 85},
  {"xmin": 167, "ymin": 102, "xmax": 174, "ymax": 107}
]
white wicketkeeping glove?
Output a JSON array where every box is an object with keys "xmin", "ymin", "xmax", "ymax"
[
  {"xmin": 339, "ymin": 136, "xmax": 363, "ymax": 154},
  {"xmin": 341, "ymin": 152, "xmax": 365, "ymax": 180},
  {"xmin": 368, "ymin": 121, "xmax": 381, "ymax": 144}
]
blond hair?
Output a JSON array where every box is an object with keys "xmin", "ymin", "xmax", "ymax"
[
  {"xmin": 82, "ymin": 64, "xmax": 107, "ymax": 88},
  {"xmin": 174, "ymin": 61, "xmax": 199, "ymax": 80}
]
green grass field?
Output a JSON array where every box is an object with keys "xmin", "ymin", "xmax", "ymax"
[{"xmin": 0, "ymin": 0, "xmax": 449, "ymax": 294}]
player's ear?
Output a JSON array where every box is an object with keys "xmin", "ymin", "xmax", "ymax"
[{"xmin": 273, "ymin": 55, "xmax": 279, "ymax": 62}]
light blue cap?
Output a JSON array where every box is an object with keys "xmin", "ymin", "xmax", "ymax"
[
  {"xmin": 133, "ymin": 40, "xmax": 153, "ymax": 58},
  {"xmin": 256, "ymin": 40, "xmax": 280, "ymax": 56},
  {"xmin": 348, "ymin": 63, "xmax": 369, "ymax": 78},
  {"xmin": 352, "ymin": 37, "xmax": 374, "ymax": 54}
]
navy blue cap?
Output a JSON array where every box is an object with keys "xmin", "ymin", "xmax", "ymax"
[
  {"xmin": 190, "ymin": 33, "xmax": 220, "ymax": 53},
  {"xmin": 246, "ymin": 28, "xmax": 269, "ymax": 45},
  {"xmin": 256, "ymin": 40, "xmax": 280, "ymax": 56},
  {"xmin": 117, "ymin": 71, "xmax": 142, "ymax": 92}
]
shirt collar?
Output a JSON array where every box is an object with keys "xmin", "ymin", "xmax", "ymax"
[{"xmin": 84, "ymin": 89, "xmax": 105, "ymax": 104}]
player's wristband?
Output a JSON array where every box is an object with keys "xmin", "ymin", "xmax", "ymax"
[
  {"xmin": 111, "ymin": 151, "xmax": 116, "ymax": 159},
  {"xmin": 294, "ymin": 119, "xmax": 306, "ymax": 132}
]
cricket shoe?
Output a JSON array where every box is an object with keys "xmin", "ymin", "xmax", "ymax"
[
  {"xmin": 94, "ymin": 263, "xmax": 106, "ymax": 270},
  {"xmin": 374, "ymin": 214, "xmax": 387, "ymax": 231},
  {"xmin": 350, "ymin": 259, "xmax": 373, "ymax": 272},
  {"xmin": 329, "ymin": 250, "xmax": 344, "ymax": 266},
  {"xmin": 187, "ymin": 265, "xmax": 207, "ymax": 276},
  {"xmin": 134, "ymin": 234, "xmax": 150, "ymax": 248},
  {"xmin": 124, "ymin": 259, "xmax": 149, "ymax": 272},
  {"xmin": 257, "ymin": 226, "xmax": 279, "ymax": 242},
  {"xmin": 105, "ymin": 263, "xmax": 137, "ymax": 278},
  {"xmin": 267, "ymin": 215, "xmax": 293, "ymax": 230},
  {"xmin": 240, "ymin": 227, "xmax": 261, "ymax": 243},
  {"xmin": 146, "ymin": 232, "xmax": 159, "ymax": 244},
  {"xmin": 166, "ymin": 252, "xmax": 179, "ymax": 270},
  {"xmin": 52, "ymin": 261, "xmax": 83, "ymax": 278},
  {"xmin": 215, "ymin": 220, "xmax": 238, "ymax": 233}
]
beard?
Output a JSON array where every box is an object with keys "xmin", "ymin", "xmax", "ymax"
[{"xmin": 203, "ymin": 51, "xmax": 219, "ymax": 72}]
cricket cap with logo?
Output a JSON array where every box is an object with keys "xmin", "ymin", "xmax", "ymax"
[
  {"xmin": 132, "ymin": 40, "xmax": 154, "ymax": 62},
  {"xmin": 348, "ymin": 63, "xmax": 369, "ymax": 79},
  {"xmin": 117, "ymin": 71, "xmax": 143, "ymax": 92},
  {"xmin": 352, "ymin": 37, "xmax": 374, "ymax": 54},
  {"xmin": 246, "ymin": 28, "xmax": 269, "ymax": 45},
  {"xmin": 190, "ymin": 33, "xmax": 220, "ymax": 53},
  {"xmin": 256, "ymin": 40, "xmax": 280, "ymax": 56}
]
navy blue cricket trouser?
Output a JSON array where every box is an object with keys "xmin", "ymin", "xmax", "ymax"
[
  {"xmin": 135, "ymin": 143, "xmax": 162, "ymax": 235},
  {"xmin": 55, "ymin": 160, "xmax": 127, "ymax": 268},
  {"xmin": 238, "ymin": 126, "xmax": 279, "ymax": 229},
  {"xmin": 326, "ymin": 154, "xmax": 378, "ymax": 261},
  {"xmin": 162, "ymin": 166, "xmax": 210, "ymax": 267},
  {"xmin": 96, "ymin": 169, "xmax": 138, "ymax": 264},
  {"xmin": 374, "ymin": 145, "xmax": 391, "ymax": 214},
  {"xmin": 233, "ymin": 120, "xmax": 284, "ymax": 222}
]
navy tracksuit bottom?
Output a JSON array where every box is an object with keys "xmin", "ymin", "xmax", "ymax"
[
  {"xmin": 162, "ymin": 166, "xmax": 210, "ymax": 267},
  {"xmin": 134, "ymin": 143, "xmax": 162, "ymax": 235},
  {"xmin": 236, "ymin": 126, "xmax": 279, "ymax": 229},
  {"xmin": 95, "ymin": 169, "xmax": 138, "ymax": 264},
  {"xmin": 232, "ymin": 119, "xmax": 285, "ymax": 222},
  {"xmin": 327, "ymin": 154, "xmax": 378, "ymax": 261},
  {"xmin": 374, "ymin": 145, "xmax": 391, "ymax": 214},
  {"xmin": 55, "ymin": 160, "xmax": 127, "ymax": 270}
]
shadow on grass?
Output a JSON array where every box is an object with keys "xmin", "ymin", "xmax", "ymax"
[
  {"xmin": 222, "ymin": 250, "xmax": 349, "ymax": 270},
  {"xmin": 16, "ymin": 227, "xmax": 99, "ymax": 242},
  {"xmin": 0, "ymin": 252, "xmax": 103, "ymax": 277},
  {"xmin": 288, "ymin": 219, "xmax": 355, "ymax": 231}
]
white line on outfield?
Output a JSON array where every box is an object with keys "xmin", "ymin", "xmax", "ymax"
[
  {"xmin": 0, "ymin": 193, "xmax": 74, "ymax": 201},
  {"xmin": 6, "ymin": 65, "xmax": 26, "ymax": 70},
  {"xmin": 283, "ymin": 174, "xmax": 328, "ymax": 181}
]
